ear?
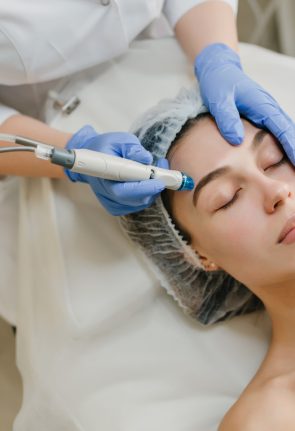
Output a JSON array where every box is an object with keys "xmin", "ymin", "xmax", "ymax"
[
  {"xmin": 198, "ymin": 255, "xmax": 220, "ymax": 272},
  {"xmin": 191, "ymin": 239, "xmax": 220, "ymax": 272}
]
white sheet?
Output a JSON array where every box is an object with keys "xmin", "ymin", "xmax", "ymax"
[{"xmin": 13, "ymin": 38, "xmax": 295, "ymax": 430}]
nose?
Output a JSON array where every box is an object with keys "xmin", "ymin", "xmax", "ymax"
[{"xmin": 263, "ymin": 179, "xmax": 292, "ymax": 213}]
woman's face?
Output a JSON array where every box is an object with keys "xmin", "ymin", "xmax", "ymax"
[{"xmin": 169, "ymin": 116, "xmax": 295, "ymax": 290}]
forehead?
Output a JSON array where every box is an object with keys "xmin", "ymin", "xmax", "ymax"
[{"xmin": 168, "ymin": 117, "xmax": 259, "ymax": 180}]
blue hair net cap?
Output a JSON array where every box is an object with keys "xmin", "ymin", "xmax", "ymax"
[{"xmin": 121, "ymin": 87, "xmax": 263, "ymax": 325}]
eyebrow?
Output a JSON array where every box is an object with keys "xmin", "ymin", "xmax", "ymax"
[{"xmin": 192, "ymin": 129, "xmax": 268, "ymax": 207}]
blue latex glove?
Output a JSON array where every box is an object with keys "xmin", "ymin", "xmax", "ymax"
[
  {"xmin": 65, "ymin": 126, "xmax": 165, "ymax": 216},
  {"xmin": 195, "ymin": 43, "xmax": 295, "ymax": 164}
]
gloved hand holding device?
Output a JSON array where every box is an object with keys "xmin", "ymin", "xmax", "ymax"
[
  {"xmin": 195, "ymin": 43, "xmax": 295, "ymax": 164},
  {"xmin": 65, "ymin": 125, "xmax": 165, "ymax": 216}
]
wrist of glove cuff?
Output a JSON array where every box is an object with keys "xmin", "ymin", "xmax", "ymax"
[
  {"xmin": 64, "ymin": 125, "xmax": 98, "ymax": 183},
  {"xmin": 194, "ymin": 43, "xmax": 243, "ymax": 81}
]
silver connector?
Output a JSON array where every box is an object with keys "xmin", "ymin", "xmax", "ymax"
[
  {"xmin": 150, "ymin": 166, "xmax": 194, "ymax": 191},
  {"xmin": 35, "ymin": 145, "xmax": 54, "ymax": 160}
]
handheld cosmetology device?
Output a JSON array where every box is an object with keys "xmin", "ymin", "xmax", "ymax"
[{"xmin": 0, "ymin": 134, "xmax": 194, "ymax": 191}]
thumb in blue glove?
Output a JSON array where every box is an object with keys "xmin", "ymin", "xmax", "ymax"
[
  {"xmin": 195, "ymin": 43, "xmax": 295, "ymax": 165},
  {"xmin": 65, "ymin": 126, "xmax": 165, "ymax": 216}
]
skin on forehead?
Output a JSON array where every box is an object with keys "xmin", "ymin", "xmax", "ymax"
[
  {"xmin": 166, "ymin": 115, "xmax": 295, "ymax": 293},
  {"xmin": 169, "ymin": 116, "xmax": 260, "ymax": 191}
]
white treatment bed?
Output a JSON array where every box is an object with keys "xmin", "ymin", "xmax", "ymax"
[{"xmin": 10, "ymin": 38, "xmax": 295, "ymax": 429}]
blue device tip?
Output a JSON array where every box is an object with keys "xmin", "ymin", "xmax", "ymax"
[{"xmin": 179, "ymin": 174, "xmax": 195, "ymax": 191}]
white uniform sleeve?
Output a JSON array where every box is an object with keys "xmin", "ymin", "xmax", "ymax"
[
  {"xmin": 163, "ymin": 0, "xmax": 238, "ymax": 28},
  {"xmin": 0, "ymin": 104, "xmax": 18, "ymax": 125}
]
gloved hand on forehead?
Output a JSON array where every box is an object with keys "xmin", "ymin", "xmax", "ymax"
[
  {"xmin": 195, "ymin": 43, "xmax": 295, "ymax": 164},
  {"xmin": 65, "ymin": 125, "xmax": 165, "ymax": 216}
]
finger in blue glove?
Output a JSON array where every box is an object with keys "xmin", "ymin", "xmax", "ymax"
[
  {"xmin": 195, "ymin": 43, "xmax": 295, "ymax": 164},
  {"xmin": 65, "ymin": 126, "xmax": 164, "ymax": 215}
]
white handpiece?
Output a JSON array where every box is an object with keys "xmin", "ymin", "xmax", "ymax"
[
  {"xmin": 72, "ymin": 149, "xmax": 151, "ymax": 181},
  {"xmin": 0, "ymin": 133, "xmax": 194, "ymax": 192},
  {"xmin": 71, "ymin": 149, "xmax": 190, "ymax": 191}
]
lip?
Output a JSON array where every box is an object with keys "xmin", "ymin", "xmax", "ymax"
[{"xmin": 278, "ymin": 213, "xmax": 295, "ymax": 243}]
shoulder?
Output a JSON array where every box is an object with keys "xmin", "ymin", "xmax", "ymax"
[{"xmin": 218, "ymin": 380, "xmax": 295, "ymax": 431}]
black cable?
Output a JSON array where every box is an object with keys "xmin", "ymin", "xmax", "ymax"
[
  {"xmin": 0, "ymin": 146, "xmax": 35, "ymax": 153},
  {"xmin": 0, "ymin": 146, "xmax": 75, "ymax": 169},
  {"xmin": 15, "ymin": 137, "xmax": 42, "ymax": 148}
]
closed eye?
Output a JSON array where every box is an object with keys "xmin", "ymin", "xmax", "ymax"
[
  {"xmin": 217, "ymin": 188, "xmax": 242, "ymax": 211},
  {"xmin": 217, "ymin": 156, "xmax": 288, "ymax": 211},
  {"xmin": 264, "ymin": 155, "xmax": 288, "ymax": 171}
]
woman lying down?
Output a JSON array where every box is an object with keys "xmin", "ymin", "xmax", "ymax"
[{"xmin": 122, "ymin": 87, "xmax": 295, "ymax": 430}]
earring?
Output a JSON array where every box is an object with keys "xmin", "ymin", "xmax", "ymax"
[
  {"xmin": 199, "ymin": 255, "xmax": 218, "ymax": 271},
  {"xmin": 204, "ymin": 262, "xmax": 217, "ymax": 271}
]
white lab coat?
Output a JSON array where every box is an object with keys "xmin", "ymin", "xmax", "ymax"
[
  {"xmin": 0, "ymin": 0, "xmax": 237, "ymax": 121},
  {"xmin": 0, "ymin": 0, "xmax": 237, "ymax": 324}
]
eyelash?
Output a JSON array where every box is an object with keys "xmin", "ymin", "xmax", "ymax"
[
  {"xmin": 264, "ymin": 155, "xmax": 287, "ymax": 171},
  {"xmin": 217, "ymin": 156, "xmax": 288, "ymax": 211},
  {"xmin": 218, "ymin": 188, "xmax": 241, "ymax": 210}
]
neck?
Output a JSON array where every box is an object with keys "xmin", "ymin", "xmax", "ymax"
[{"xmin": 257, "ymin": 282, "xmax": 295, "ymax": 377}]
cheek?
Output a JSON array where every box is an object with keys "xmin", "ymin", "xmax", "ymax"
[
  {"xmin": 196, "ymin": 203, "xmax": 263, "ymax": 281},
  {"xmin": 206, "ymin": 216, "xmax": 256, "ymax": 260}
]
